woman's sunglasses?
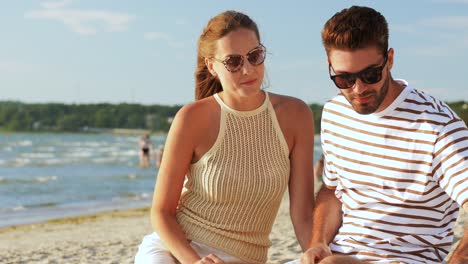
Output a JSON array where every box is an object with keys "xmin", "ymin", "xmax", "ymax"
[
  {"xmin": 212, "ymin": 44, "xmax": 267, "ymax": 73},
  {"xmin": 329, "ymin": 53, "xmax": 388, "ymax": 89}
]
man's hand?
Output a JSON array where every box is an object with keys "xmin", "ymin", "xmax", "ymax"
[
  {"xmin": 300, "ymin": 243, "xmax": 333, "ymax": 264},
  {"xmin": 447, "ymin": 226, "xmax": 468, "ymax": 263}
]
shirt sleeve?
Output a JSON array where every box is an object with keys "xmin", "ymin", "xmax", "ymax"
[
  {"xmin": 322, "ymin": 155, "xmax": 338, "ymax": 189},
  {"xmin": 320, "ymin": 139, "xmax": 338, "ymax": 188},
  {"xmin": 320, "ymin": 103, "xmax": 339, "ymax": 189},
  {"xmin": 432, "ymin": 117, "xmax": 468, "ymax": 207}
]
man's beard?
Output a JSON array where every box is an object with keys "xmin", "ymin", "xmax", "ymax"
[{"xmin": 345, "ymin": 73, "xmax": 390, "ymax": 115}]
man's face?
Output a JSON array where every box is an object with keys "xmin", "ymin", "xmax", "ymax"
[{"xmin": 328, "ymin": 47, "xmax": 393, "ymax": 114}]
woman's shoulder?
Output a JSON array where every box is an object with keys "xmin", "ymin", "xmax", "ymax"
[
  {"xmin": 171, "ymin": 96, "xmax": 220, "ymax": 134},
  {"xmin": 268, "ymin": 92, "xmax": 312, "ymax": 115},
  {"xmin": 175, "ymin": 96, "xmax": 220, "ymax": 120}
]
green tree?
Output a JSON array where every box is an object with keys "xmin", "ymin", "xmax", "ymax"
[{"xmin": 57, "ymin": 114, "xmax": 82, "ymax": 131}]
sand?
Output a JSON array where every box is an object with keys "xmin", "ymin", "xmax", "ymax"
[{"xmin": 0, "ymin": 196, "xmax": 465, "ymax": 264}]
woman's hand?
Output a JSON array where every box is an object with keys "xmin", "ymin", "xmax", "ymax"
[{"xmin": 194, "ymin": 254, "xmax": 226, "ymax": 264}]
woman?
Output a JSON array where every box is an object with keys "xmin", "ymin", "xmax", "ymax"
[
  {"xmin": 139, "ymin": 133, "xmax": 153, "ymax": 168},
  {"xmin": 135, "ymin": 10, "xmax": 315, "ymax": 264}
]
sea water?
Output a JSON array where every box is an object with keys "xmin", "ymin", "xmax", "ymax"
[{"xmin": 0, "ymin": 132, "xmax": 322, "ymax": 228}]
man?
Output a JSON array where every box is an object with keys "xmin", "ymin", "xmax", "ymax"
[{"xmin": 302, "ymin": 6, "xmax": 467, "ymax": 264}]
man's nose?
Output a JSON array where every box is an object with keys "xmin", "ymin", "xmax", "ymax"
[{"xmin": 352, "ymin": 78, "xmax": 368, "ymax": 94}]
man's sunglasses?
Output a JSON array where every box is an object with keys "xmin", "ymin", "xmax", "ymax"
[
  {"xmin": 329, "ymin": 53, "xmax": 388, "ymax": 89},
  {"xmin": 212, "ymin": 44, "xmax": 267, "ymax": 73}
]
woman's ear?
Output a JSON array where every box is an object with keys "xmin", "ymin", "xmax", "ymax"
[{"xmin": 205, "ymin": 57, "xmax": 217, "ymax": 77}]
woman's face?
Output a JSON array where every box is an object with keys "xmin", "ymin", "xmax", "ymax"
[{"xmin": 206, "ymin": 28, "xmax": 265, "ymax": 98}]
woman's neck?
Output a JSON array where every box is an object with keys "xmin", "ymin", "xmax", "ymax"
[{"xmin": 218, "ymin": 90, "xmax": 266, "ymax": 111}]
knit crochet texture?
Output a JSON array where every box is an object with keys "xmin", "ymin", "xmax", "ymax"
[{"xmin": 176, "ymin": 92, "xmax": 290, "ymax": 263}]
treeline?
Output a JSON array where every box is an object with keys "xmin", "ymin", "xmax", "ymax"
[
  {"xmin": 0, "ymin": 101, "xmax": 466, "ymax": 134},
  {"xmin": 0, "ymin": 101, "xmax": 181, "ymax": 132}
]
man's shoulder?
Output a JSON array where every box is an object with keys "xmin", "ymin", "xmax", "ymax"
[
  {"xmin": 323, "ymin": 94, "xmax": 350, "ymax": 113},
  {"xmin": 402, "ymin": 87, "xmax": 459, "ymax": 121}
]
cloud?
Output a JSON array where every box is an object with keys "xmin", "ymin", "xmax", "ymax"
[
  {"xmin": 41, "ymin": 0, "xmax": 73, "ymax": 9},
  {"xmin": 175, "ymin": 19, "xmax": 187, "ymax": 25},
  {"xmin": 274, "ymin": 58, "xmax": 324, "ymax": 71},
  {"xmin": 391, "ymin": 24, "xmax": 416, "ymax": 34},
  {"xmin": 433, "ymin": 0, "xmax": 468, "ymax": 4},
  {"xmin": 393, "ymin": 15, "xmax": 468, "ymax": 57},
  {"xmin": 144, "ymin": 31, "xmax": 185, "ymax": 48},
  {"xmin": 0, "ymin": 62, "xmax": 35, "ymax": 74},
  {"xmin": 411, "ymin": 46, "xmax": 454, "ymax": 57},
  {"xmin": 144, "ymin": 31, "xmax": 170, "ymax": 41},
  {"xmin": 420, "ymin": 86, "xmax": 468, "ymax": 102},
  {"xmin": 420, "ymin": 16, "xmax": 468, "ymax": 30},
  {"xmin": 25, "ymin": 1, "xmax": 134, "ymax": 35},
  {"xmin": 395, "ymin": 15, "xmax": 468, "ymax": 33}
]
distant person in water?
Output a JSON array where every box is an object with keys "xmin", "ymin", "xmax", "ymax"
[
  {"xmin": 155, "ymin": 144, "xmax": 164, "ymax": 169},
  {"xmin": 138, "ymin": 134, "xmax": 153, "ymax": 168},
  {"xmin": 314, "ymin": 154, "xmax": 324, "ymax": 184}
]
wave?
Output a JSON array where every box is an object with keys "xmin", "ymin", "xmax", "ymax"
[
  {"xmin": 0, "ymin": 176, "xmax": 58, "ymax": 184},
  {"xmin": 64, "ymin": 149, "xmax": 94, "ymax": 158},
  {"xmin": 36, "ymin": 146, "xmax": 55, "ymax": 152},
  {"xmin": 116, "ymin": 192, "xmax": 151, "ymax": 200},
  {"xmin": 0, "ymin": 202, "xmax": 59, "ymax": 214},
  {"xmin": 66, "ymin": 141, "xmax": 109, "ymax": 148},
  {"xmin": 35, "ymin": 176, "xmax": 58, "ymax": 183},
  {"xmin": 42, "ymin": 158, "xmax": 66, "ymax": 165},
  {"xmin": 21, "ymin": 152, "xmax": 56, "ymax": 159},
  {"xmin": 28, "ymin": 202, "xmax": 58, "ymax": 208},
  {"xmin": 13, "ymin": 158, "xmax": 32, "ymax": 167},
  {"xmin": 14, "ymin": 140, "xmax": 33, "ymax": 147},
  {"xmin": 0, "ymin": 205, "xmax": 26, "ymax": 214}
]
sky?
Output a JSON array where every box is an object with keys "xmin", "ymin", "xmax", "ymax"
[{"xmin": 1, "ymin": 0, "xmax": 468, "ymax": 106}]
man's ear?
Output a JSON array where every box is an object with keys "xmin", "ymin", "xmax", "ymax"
[
  {"xmin": 205, "ymin": 57, "xmax": 217, "ymax": 77},
  {"xmin": 387, "ymin": 48, "xmax": 394, "ymax": 71}
]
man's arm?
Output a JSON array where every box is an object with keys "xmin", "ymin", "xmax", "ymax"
[
  {"xmin": 301, "ymin": 184, "xmax": 343, "ymax": 263},
  {"xmin": 447, "ymin": 203, "xmax": 468, "ymax": 264}
]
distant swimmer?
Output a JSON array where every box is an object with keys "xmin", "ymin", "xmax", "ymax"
[
  {"xmin": 138, "ymin": 133, "xmax": 153, "ymax": 168},
  {"xmin": 155, "ymin": 144, "xmax": 164, "ymax": 169}
]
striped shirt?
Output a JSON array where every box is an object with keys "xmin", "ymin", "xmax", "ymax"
[{"xmin": 321, "ymin": 80, "xmax": 468, "ymax": 263}]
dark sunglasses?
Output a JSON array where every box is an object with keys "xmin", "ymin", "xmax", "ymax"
[
  {"xmin": 212, "ymin": 44, "xmax": 267, "ymax": 73},
  {"xmin": 329, "ymin": 53, "xmax": 388, "ymax": 89}
]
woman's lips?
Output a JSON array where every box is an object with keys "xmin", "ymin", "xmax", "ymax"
[{"xmin": 241, "ymin": 78, "xmax": 257, "ymax": 85}]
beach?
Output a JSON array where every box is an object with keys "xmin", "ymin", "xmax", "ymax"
[{"xmin": 0, "ymin": 192, "xmax": 465, "ymax": 264}]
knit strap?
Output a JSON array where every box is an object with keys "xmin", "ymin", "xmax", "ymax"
[{"xmin": 213, "ymin": 92, "xmax": 269, "ymax": 117}]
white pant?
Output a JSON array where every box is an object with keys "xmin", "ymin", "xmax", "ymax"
[{"xmin": 134, "ymin": 232, "xmax": 244, "ymax": 263}]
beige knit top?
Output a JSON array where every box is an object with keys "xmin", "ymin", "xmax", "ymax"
[{"xmin": 176, "ymin": 92, "xmax": 290, "ymax": 263}]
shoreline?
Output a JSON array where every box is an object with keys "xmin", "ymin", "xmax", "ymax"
[
  {"xmin": 0, "ymin": 198, "xmax": 152, "ymax": 229},
  {"xmin": 0, "ymin": 206, "xmax": 151, "ymax": 234}
]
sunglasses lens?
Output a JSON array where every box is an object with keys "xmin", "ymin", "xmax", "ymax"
[
  {"xmin": 332, "ymin": 74, "xmax": 356, "ymax": 89},
  {"xmin": 247, "ymin": 48, "xmax": 266, "ymax": 66},
  {"xmin": 360, "ymin": 67, "xmax": 382, "ymax": 84},
  {"xmin": 224, "ymin": 56, "xmax": 243, "ymax": 72}
]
